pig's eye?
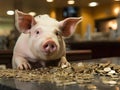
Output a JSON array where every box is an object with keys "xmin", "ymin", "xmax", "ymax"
[
  {"xmin": 36, "ymin": 31, "xmax": 40, "ymax": 34},
  {"xmin": 55, "ymin": 31, "xmax": 60, "ymax": 36}
]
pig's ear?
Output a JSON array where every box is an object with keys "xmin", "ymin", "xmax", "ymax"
[
  {"xmin": 59, "ymin": 17, "xmax": 82, "ymax": 37},
  {"xmin": 15, "ymin": 10, "xmax": 36, "ymax": 33}
]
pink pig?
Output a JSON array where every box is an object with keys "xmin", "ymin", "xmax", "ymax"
[{"xmin": 12, "ymin": 10, "xmax": 82, "ymax": 69}]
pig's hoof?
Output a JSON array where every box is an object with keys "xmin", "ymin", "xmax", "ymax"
[
  {"xmin": 58, "ymin": 61, "xmax": 71, "ymax": 68},
  {"xmin": 17, "ymin": 62, "xmax": 31, "ymax": 70}
]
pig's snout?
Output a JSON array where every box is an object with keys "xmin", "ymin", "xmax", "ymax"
[{"xmin": 43, "ymin": 40, "xmax": 57, "ymax": 54}]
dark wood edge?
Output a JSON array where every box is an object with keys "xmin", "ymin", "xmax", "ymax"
[{"xmin": 66, "ymin": 50, "xmax": 92, "ymax": 54}]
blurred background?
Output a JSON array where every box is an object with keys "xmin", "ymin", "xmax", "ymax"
[{"xmin": 0, "ymin": 0, "xmax": 120, "ymax": 50}]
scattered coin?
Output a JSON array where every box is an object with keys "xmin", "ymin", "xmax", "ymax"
[{"xmin": 0, "ymin": 61, "xmax": 120, "ymax": 88}]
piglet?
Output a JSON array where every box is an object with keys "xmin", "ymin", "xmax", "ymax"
[{"xmin": 12, "ymin": 10, "xmax": 82, "ymax": 69}]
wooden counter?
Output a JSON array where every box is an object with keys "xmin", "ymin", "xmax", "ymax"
[
  {"xmin": 0, "ymin": 50, "xmax": 13, "ymax": 68},
  {"xmin": 67, "ymin": 41, "xmax": 120, "ymax": 59}
]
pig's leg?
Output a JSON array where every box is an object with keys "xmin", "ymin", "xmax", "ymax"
[
  {"xmin": 58, "ymin": 56, "xmax": 71, "ymax": 68},
  {"xmin": 12, "ymin": 56, "xmax": 31, "ymax": 70}
]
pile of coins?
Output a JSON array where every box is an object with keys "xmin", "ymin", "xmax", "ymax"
[{"xmin": 0, "ymin": 62, "xmax": 120, "ymax": 88}]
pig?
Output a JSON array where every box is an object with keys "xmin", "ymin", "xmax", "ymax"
[{"xmin": 12, "ymin": 10, "xmax": 82, "ymax": 69}]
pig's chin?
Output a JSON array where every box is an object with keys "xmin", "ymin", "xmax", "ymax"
[
  {"xmin": 43, "ymin": 51, "xmax": 56, "ymax": 57},
  {"xmin": 41, "ymin": 50, "xmax": 59, "ymax": 60}
]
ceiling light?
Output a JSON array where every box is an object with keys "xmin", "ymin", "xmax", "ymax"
[
  {"xmin": 68, "ymin": 0, "xmax": 75, "ymax": 5},
  {"xmin": 88, "ymin": 2, "xmax": 98, "ymax": 7},
  {"xmin": 46, "ymin": 0, "xmax": 54, "ymax": 2},
  {"xmin": 114, "ymin": 0, "xmax": 120, "ymax": 1},
  {"xmin": 114, "ymin": 7, "xmax": 120, "ymax": 15},
  {"xmin": 28, "ymin": 12, "xmax": 36, "ymax": 16},
  {"xmin": 6, "ymin": 10, "xmax": 14, "ymax": 15}
]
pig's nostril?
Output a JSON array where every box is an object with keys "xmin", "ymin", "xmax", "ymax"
[
  {"xmin": 51, "ymin": 45, "xmax": 55, "ymax": 48},
  {"xmin": 43, "ymin": 44, "xmax": 51, "ymax": 51},
  {"xmin": 44, "ymin": 44, "xmax": 49, "ymax": 48}
]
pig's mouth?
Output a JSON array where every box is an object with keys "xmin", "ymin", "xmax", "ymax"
[{"xmin": 43, "ymin": 51, "xmax": 55, "ymax": 56}]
